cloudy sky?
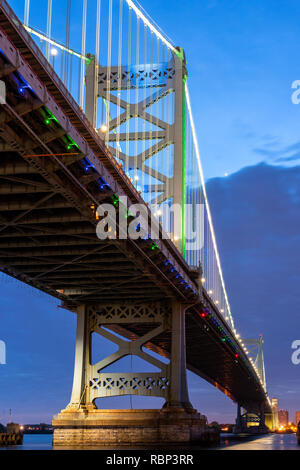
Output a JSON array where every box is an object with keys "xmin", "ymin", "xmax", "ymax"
[{"xmin": 1, "ymin": 0, "xmax": 300, "ymax": 425}]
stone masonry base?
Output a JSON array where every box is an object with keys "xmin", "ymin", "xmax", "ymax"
[{"xmin": 52, "ymin": 408, "xmax": 219, "ymax": 446}]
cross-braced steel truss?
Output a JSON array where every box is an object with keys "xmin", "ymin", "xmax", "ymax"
[
  {"xmin": 66, "ymin": 301, "xmax": 192, "ymax": 410},
  {"xmin": 85, "ymin": 49, "xmax": 186, "ymax": 208}
]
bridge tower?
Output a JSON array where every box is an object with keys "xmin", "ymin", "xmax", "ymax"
[
  {"xmin": 85, "ymin": 47, "xmax": 187, "ymax": 251},
  {"xmin": 264, "ymin": 397, "xmax": 278, "ymax": 431},
  {"xmin": 234, "ymin": 336, "xmax": 269, "ymax": 434},
  {"xmin": 52, "ymin": 300, "xmax": 214, "ymax": 445},
  {"xmin": 51, "ymin": 49, "xmax": 216, "ymax": 445}
]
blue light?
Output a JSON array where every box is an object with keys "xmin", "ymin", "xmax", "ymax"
[{"xmin": 85, "ymin": 158, "xmax": 95, "ymax": 169}]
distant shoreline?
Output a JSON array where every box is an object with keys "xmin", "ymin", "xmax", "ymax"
[{"xmin": 23, "ymin": 431, "xmax": 53, "ymax": 435}]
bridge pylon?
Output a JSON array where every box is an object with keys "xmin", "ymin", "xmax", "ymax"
[
  {"xmin": 233, "ymin": 335, "xmax": 270, "ymax": 434},
  {"xmin": 52, "ymin": 301, "xmax": 216, "ymax": 446},
  {"xmin": 234, "ymin": 403, "xmax": 269, "ymax": 435},
  {"xmin": 85, "ymin": 48, "xmax": 187, "ymax": 251}
]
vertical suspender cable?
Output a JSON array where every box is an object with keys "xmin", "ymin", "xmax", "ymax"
[
  {"xmin": 116, "ymin": 0, "xmax": 123, "ymax": 161},
  {"xmin": 154, "ymin": 37, "xmax": 160, "ymax": 200},
  {"xmin": 79, "ymin": 0, "xmax": 87, "ymax": 109},
  {"xmin": 162, "ymin": 42, "xmax": 166, "ymax": 208},
  {"xmin": 96, "ymin": 0, "xmax": 101, "ymax": 63},
  {"xmin": 166, "ymin": 47, "xmax": 170, "ymax": 203},
  {"xmin": 95, "ymin": 0, "xmax": 101, "ymax": 130},
  {"xmin": 64, "ymin": 0, "xmax": 71, "ymax": 86},
  {"xmin": 126, "ymin": 6, "xmax": 132, "ymax": 175},
  {"xmin": 69, "ymin": 54, "xmax": 73, "ymax": 95},
  {"xmin": 184, "ymin": 83, "xmax": 234, "ymax": 328},
  {"xmin": 141, "ymin": 22, "xmax": 147, "ymax": 198},
  {"xmin": 77, "ymin": 58, "xmax": 81, "ymax": 103},
  {"xmin": 46, "ymin": 0, "xmax": 52, "ymax": 62},
  {"xmin": 61, "ymin": 47, "xmax": 64, "ymax": 82},
  {"xmin": 134, "ymin": 15, "xmax": 140, "ymax": 184},
  {"xmin": 24, "ymin": 0, "xmax": 30, "ymax": 27},
  {"xmin": 105, "ymin": 0, "xmax": 113, "ymax": 147},
  {"xmin": 149, "ymin": 31, "xmax": 154, "ymax": 200}
]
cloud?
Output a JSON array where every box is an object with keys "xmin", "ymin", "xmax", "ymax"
[
  {"xmin": 275, "ymin": 154, "xmax": 300, "ymax": 163},
  {"xmin": 253, "ymin": 141, "xmax": 300, "ymax": 163},
  {"xmin": 1, "ymin": 162, "xmax": 300, "ymax": 424},
  {"xmin": 206, "ymin": 162, "xmax": 300, "ymax": 417}
]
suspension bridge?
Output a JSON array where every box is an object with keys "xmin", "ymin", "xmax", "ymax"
[{"xmin": 0, "ymin": 0, "xmax": 275, "ymax": 444}]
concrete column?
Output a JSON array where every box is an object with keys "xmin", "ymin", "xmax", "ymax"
[
  {"xmin": 85, "ymin": 55, "xmax": 98, "ymax": 128},
  {"xmin": 165, "ymin": 302, "xmax": 192, "ymax": 409},
  {"xmin": 265, "ymin": 412, "xmax": 275, "ymax": 432},
  {"xmin": 67, "ymin": 305, "xmax": 94, "ymax": 409}
]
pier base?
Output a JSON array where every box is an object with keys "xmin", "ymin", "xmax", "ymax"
[{"xmin": 52, "ymin": 408, "xmax": 219, "ymax": 446}]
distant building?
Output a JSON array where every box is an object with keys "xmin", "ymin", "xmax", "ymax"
[
  {"xmin": 22, "ymin": 423, "xmax": 53, "ymax": 434},
  {"xmin": 296, "ymin": 412, "xmax": 300, "ymax": 426},
  {"xmin": 272, "ymin": 398, "xmax": 279, "ymax": 429},
  {"xmin": 278, "ymin": 409, "xmax": 289, "ymax": 426},
  {"xmin": 272, "ymin": 398, "xmax": 278, "ymax": 411}
]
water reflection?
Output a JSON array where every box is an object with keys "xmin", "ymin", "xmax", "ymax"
[{"xmin": 0, "ymin": 433, "xmax": 299, "ymax": 451}]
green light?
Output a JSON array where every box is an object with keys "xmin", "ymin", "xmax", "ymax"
[
  {"xmin": 67, "ymin": 144, "xmax": 72, "ymax": 150},
  {"xmin": 175, "ymin": 47, "xmax": 185, "ymax": 62},
  {"xmin": 44, "ymin": 110, "xmax": 58, "ymax": 126},
  {"xmin": 112, "ymin": 194, "xmax": 120, "ymax": 207}
]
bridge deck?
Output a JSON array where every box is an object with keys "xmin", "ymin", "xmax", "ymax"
[{"xmin": 0, "ymin": 0, "xmax": 199, "ymax": 306}]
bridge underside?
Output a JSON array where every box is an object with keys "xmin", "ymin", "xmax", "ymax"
[
  {"xmin": 0, "ymin": 0, "xmax": 270, "ymax": 429},
  {"xmin": 107, "ymin": 309, "xmax": 268, "ymax": 410}
]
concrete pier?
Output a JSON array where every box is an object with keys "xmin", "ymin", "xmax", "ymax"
[{"xmin": 52, "ymin": 408, "xmax": 219, "ymax": 446}]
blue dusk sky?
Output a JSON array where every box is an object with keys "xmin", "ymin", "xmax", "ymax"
[{"xmin": 1, "ymin": 0, "xmax": 300, "ymax": 425}]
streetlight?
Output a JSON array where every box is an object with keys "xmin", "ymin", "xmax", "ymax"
[
  {"xmin": 50, "ymin": 48, "xmax": 58, "ymax": 68},
  {"xmin": 100, "ymin": 124, "xmax": 108, "ymax": 133}
]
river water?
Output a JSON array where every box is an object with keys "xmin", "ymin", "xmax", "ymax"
[{"xmin": 0, "ymin": 433, "xmax": 299, "ymax": 450}]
